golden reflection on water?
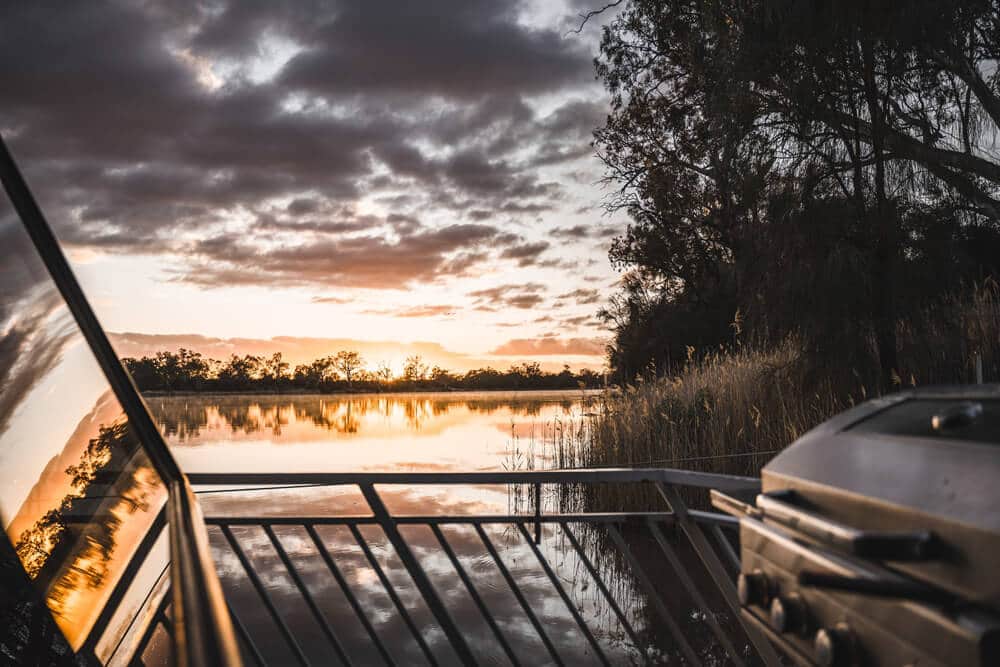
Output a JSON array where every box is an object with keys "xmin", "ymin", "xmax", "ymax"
[
  {"xmin": 163, "ymin": 390, "xmax": 653, "ymax": 664},
  {"xmin": 150, "ymin": 390, "xmax": 595, "ymax": 475}
]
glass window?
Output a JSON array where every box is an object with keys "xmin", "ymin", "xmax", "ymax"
[{"xmin": 0, "ymin": 197, "xmax": 166, "ymax": 650}]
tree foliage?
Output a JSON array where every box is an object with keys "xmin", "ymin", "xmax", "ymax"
[
  {"xmin": 595, "ymin": 0, "xmax": 1000, "ymax": 383},
  {"xmin": 122, "ymin": 349, "xmax": 604, "ymax": 393}
]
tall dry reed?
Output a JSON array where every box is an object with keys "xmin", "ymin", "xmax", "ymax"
[{"xmin": 571, "ymin": 282, "xmax": 1000, "ymax": 484}]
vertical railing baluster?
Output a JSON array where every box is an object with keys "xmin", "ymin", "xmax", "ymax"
[
  {"xmin": 474, "ymin": 524, "xmax": 564, "ymax": 666},
  {"xmin": 220, "ymin": 525, "xmax": 311, "ymax": 667},
  {"xmin": 655, "ymin": 482, "xmax": 781, "ymax": 667},
  {"xmin": 263, "ymin": 525, "xmax": 353, "ymax": 666},
  {"xmin": 359, "ymin": 484, "xmax": 476, "ymax": 665},
  {"xmin": 193, "ymin": 471, "xmax": 765, "ymax": 667},
  {"xmin": 559, "ymin": 522, "xmax": 651, "ymax": 666},
  {"xmin": 533, "ymin": 482, "xmax": 542, "ymax": 545},
  {"xmin": 227, "ymin": 601, "xmax": 267, "ymax": 667},
  {"xmin": 646, "ymin": 519, "xmax": 745, "ymax": 666},
  {"xmin": 347, "ymin": 524, "xmax": 439, "ymax": 667},
  {"xmin": 360, "ymin": 484, "xmax": 476, "ymax": 665},
  {"xmin": 430, "ymin": 524, "xmax": 521, "ymax": 667},
  {"xmin": 709, "ymin": 524, "xmax": 741, "ymax": 576},
  {"xmin": 606, "ymin": 524, "xmax": 702, "ymax": 666},
  {"xmin": 306, "ymin": 525, "xmax": 397, "ymax": 666},
  {"xmin": 515, "ymin": 523, "xmax": 610, "ymax": 666}
]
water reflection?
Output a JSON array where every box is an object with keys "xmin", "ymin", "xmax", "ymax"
[
  {"xmin": 199, "ymin": 487, "xmax": 652, "ymax": 666},
  {"xmin": 150, "ymin": 392, "xmax": 592, "ymax": 474},
  {"xmin": 169, "ymin": 395, "xmax": 737, "ymax": 665},
  {"xmin": 0, "ymin": 201, "xmax": 165, "ymax": 651}
]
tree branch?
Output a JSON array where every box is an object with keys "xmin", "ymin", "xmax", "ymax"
[{"xmin": 566, "ymin": 0, "xmax": 625, "ymax": 35}]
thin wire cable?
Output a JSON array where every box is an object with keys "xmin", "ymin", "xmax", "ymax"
[
  {"xmin": 186, "ymin": 449, "xmax": 779, "ymax": 496},
  {"xmin": 551, "ymin": 448, "xmax": 783, "ymax": 470}
]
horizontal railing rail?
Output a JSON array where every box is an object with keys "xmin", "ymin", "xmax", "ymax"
[
  {"xmin": 127, "ymin": 468, "xmax": 780, "ymax": 666},
  {"xmin": 185, "ymin": 467, "xmax": 763, "ymax": 491}
]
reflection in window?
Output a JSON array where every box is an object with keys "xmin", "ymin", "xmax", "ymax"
[{"xmin": 0, "ymin": 200, "xmax": 166, "ymax": 650}]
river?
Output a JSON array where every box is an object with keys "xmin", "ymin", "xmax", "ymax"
[
  {"xmin": 148, "ymin": 390, "xmax": 596, "ymax": 475},
  {"xmin": 141, "ymin": 391, "xmax": 744, "ymax": 665}
]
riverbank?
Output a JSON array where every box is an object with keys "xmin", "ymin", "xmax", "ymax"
[
  {"xmin": 123, "ymin": 352, "xmax": 606, "ymax": 394},
  {"xmin": 571, "ymin": 284, "xmax": 1000, "ymax": 478},
  {"xmin": 141, "ymin": 387, "xmax": 609, "ymax": 398},
  {"xmin": 565, "ymin": 340, "xmax": 841, "ymax": 478}
]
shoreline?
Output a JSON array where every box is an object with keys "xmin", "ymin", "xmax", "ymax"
[{"xmin": 142, "ymin": 387, "xmax": 609, "ymax": 398}]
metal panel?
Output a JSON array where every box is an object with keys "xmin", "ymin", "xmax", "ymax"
[{"xmin": 165, "ymin": 469, "xmax": 777, "ymax": 665}]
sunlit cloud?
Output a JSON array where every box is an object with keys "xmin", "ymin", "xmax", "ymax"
[
  {"xmin": 489, "ymin": 337, "xmax": 606, "ymax": 356},
  {"xmin": 1, "ymin": 0, "xmax": 624, "ymax": 363}
]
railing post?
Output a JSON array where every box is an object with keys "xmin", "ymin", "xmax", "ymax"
[
  {"xmin": 359, "ymin": 484, "xmax": 476, "ymax": 665},
  {"xmin": 534, "ymin": 482, "xmax": 542, "ymax": 544},
  {"xmin": 655, "ymin": 481, "xmax": 782, "ymax": 667}
]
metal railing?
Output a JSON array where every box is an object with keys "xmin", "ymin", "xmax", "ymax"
[
  {"xmin": 0, "ymin": 135, "xmax": 242, "ymax": 667},
  {"xmin": 140, "ymin": 468, "xmax": 781, "ymax": 666},
  {"xmin": 3, "ymin": 134, "xmax": 781, "ymax": 666}
]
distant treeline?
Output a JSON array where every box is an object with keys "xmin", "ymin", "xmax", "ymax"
[{"xmin": 122, "ymin": 349, "xmax": 605, "ymax": 393}]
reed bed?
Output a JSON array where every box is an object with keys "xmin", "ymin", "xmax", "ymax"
[
  {"xmin": 501, "ymin": 284, "xmax": 1000, "ymax": 660},
  {"xmin": 576, "ymin": 282, "xmax": 1000, "ymax": 480},
  {"xmin": 506, "ymin": 283, "xmax": 1000, "ymax": 513}
]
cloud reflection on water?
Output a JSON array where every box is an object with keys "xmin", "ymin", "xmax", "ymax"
[{"xmin": 200, "ymin": 486, "xmax": 646, "ymax": 666}]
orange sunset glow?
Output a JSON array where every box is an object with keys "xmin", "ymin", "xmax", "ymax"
[
  {"xmin": 1, "ymin": 1, "xmax": 624, "ymax": 374},
  {"xmin": 7, "ymin": 1, "xmax": 1000, "ymax": 665}
]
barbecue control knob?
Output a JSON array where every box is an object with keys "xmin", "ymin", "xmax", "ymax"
[
  {"xmin": 737, "ymin": 570, "xmax": 769, "ymax": 606},
  {"xmin": 814, "ymin": 624, "xmax": 856, "ymax": 667},
  {"xmin": 769, "ymin": 593, "xmax": 809, "ymax": 637}
]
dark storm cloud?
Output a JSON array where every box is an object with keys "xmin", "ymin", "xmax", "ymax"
[
  {"xmin": 0, "ymin": 0, "xmax": 601, "ymax": 290},
  {"xmin": 180, "ymin": 223, "xmax": 504, "ymax": 289},
  {"xmin": 468, "ymin": 283, "xmax": 547, "ymax": 310},
  {"xmin": 557, "ymin": 288, "xmax": 601, "ymax": 305},
  {"xmin": 499, "ymin": 241, "xmax": 551, "ymax": 267},
  {"xmin": 287, "ymin": 198, "xmax": 322, "ymax": 216},
  {"xmin": 274, "ymin": 1, "xmax": 592, "ymax": 98},
  {"xmin": 550, "ymin": 223, "xmax": 620, "ymax": 241},
  {"xmin": 550, "ymin": 225, "xmax": 591, "ymax": 240},
  {"xmin": 0, "ymin": 206, "xmax": 80, "ymax": 438}
]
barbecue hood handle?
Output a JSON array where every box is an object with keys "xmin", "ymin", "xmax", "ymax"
[
  {"xmin": 711, "ymin": 488, "xmax": 938, "ymax": 561},
  {"xmin": 756, "ymin": 491, "xmax": 939, "ymax": 561}
]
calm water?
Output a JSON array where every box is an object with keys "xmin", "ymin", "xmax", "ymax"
[
  {"xmin": 149, "ymin": 390, "xmax": 595, "ymax": 475},
  {"xmin": 147, "ymin": 392, "xmax": 646, "ymax": 665},
  {"xmin": 141, "ymin": 392, "xmax": 737, "ymax": 666}
]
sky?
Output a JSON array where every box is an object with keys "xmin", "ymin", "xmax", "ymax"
[{"xmin": 0, "ymin": 0, "xmax": 624, "ymax": 373}]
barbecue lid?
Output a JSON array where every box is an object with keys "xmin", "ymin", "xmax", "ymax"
[{"xmin": 761, "ymin": 385, "xmax": 1000, "ymax": 607}]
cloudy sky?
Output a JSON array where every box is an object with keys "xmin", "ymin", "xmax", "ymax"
[{"xmin": 1, "ymin": 0, "xmax": 622, "ymax": 371}]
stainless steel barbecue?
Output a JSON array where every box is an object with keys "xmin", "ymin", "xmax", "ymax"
[{"xmin": 714, "ymin": 387, "xmax": 1000, "ymax": 666}]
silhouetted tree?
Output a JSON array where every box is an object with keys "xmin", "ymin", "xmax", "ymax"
[
  {"xmin": 375, "ymin": 362, "xmax": 394, "ymax": 389},
  {"xmin": 261, "ymin": 353, "xmax": 290, "ymax": 388},
  {"xmin": 123, "ymin": 350, "xmax": 604, "ymax": 392},
  {"xmin": 594, "ymin": 0, "xmax": 1000, "ymax": 384},
  {"xmin": 333, "ymin": 350, "xmax": 364, "ymax": 388},
  {"xmin": 402, "ymin": 355, "xmax": 428, "ymax": 383}
]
